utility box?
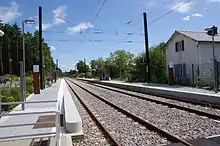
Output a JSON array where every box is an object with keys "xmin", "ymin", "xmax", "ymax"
[{"xmin": 33, "ymin": 65, "xmax": 40, "ymax": 94}]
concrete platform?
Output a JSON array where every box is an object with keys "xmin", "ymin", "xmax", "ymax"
[
  {"xmin": 79, "ymin": 78, "xmax": 220, "ymax": 106},
  {"xmin": 0, "ymin": 79, "xmax": 83, "ymax": 146},
  {"xmin": 0, "ymin": 80, "xmax": 62, "ymax": 145},
  {"xmin": 167, "ymin": 135, "xmax": 220, "ymax": 146}
]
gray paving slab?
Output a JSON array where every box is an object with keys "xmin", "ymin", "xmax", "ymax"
[
  {"xmin": 0, "ymin": 79, "xmax": 61, "ymax": 142},
  {"xmin": 0, "ymin": 137, "xmax": 56, "ymax": 146}
]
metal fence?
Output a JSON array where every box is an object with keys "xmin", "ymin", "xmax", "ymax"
[
  {"xmin": 192, "ymin": 63, "xmax": 214, "ymax": 87},
  {"xmin": 0, "ymin": 100, "xmax": 60, "ymax": 145},
  {"xmin": 173, "ymin": 61, "xmax": 220, "ymax": 90}
]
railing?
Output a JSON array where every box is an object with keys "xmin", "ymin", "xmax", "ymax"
[
  {"xmin": 0, "ymin": 100, "xmax": 61, "ymax": 146},
  {"xmin": 0, "ymin": 79, "xmax": 65, "ymax": 146}
]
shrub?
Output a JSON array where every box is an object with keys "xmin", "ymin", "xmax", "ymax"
[
  {"xmin": 209, "ymin": 80, "xmax": 214, "ymax": 90},
  {"xmin": 77, "ymin": 73, "xmax": 86, "ymax": 78},
  {"xmin": 127, "ymin": 73, "xmax": 133, "ymax": 83},
  {"xmin": 0, "ymin": 87, "xmax": 10, "ymax": 96},
  {"xmin": 183, "ymin": 76, "xmax": 191, "ymax": 86},
  {"xmin": 10, "ymin": 88, "xmax": 21, "ymax": 101},
  {"xmin": 86, "ymin": 72, "xmax": 93, "ymax": 78},
  {"xmin": 26, "ymin": 85, "xmax": 34, "ymax": 95},
  {"xmin": 26, "ymin": 76, "xmax": 33, "ymax": 86},
  {"xmin": 1, "ymin": 95, "xmax": 15, "ymax": 111},
  {"xmin": 11, "ymin": 75, "xmax": 20, "ymax": 81}
]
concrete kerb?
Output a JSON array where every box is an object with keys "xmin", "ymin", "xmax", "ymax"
[
  {"xmin": 62, "ymin": 80, "xmax": 82, "ymax": 133},
  {"xmin": 57, "ymin": 79, "xmax": 83, "ymax": 145}
]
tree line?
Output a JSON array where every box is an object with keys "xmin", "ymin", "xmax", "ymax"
[
  {"xmin": 65, "ymin": 42, "xmax": 167, "ymax": 83},
  {"xmin": 0, "ymin": 23, "xmax": 56, "ymax": 78}
]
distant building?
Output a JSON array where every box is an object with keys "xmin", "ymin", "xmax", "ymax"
[{"xmin": 166, "ymin": 30, "xmax": 220, "ymax": 85}]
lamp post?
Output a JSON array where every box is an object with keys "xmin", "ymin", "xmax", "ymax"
[
  {"xmin": 205, "ymin": 26, "xmax": 218, "ymax": 93},
  {"xmin": 0, "ymin": 29, "xmax": 3, "ymax": 118},
  {"xmin": 22, "ymin": 20, "xmax": 35, "ymax": 75},
  {"xmin": 0, "ymin": 30, "xmax": 4, "ymax": 75},
  {"xmin": 21, "ymin": 19, "xmax": 35, "ymax": 110}
]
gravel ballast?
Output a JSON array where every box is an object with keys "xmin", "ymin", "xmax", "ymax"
[
  {"xmin": 67, "ymin": 82, "xmax": 111, "ymax": 146},
  {"xmin": 68, "ymin": 81, "xmax": 170, "ymax": 146},
  {"xmin": 75, "ymin": 80, "xmax": 220, "ymax": 141},
  {"xmin": 92, "ymin": 83, "xmax": 220, "ymax": 116}
]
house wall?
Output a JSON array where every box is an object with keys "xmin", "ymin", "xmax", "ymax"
[
  {"xmin": 166, "ymin": 33, "xmax": 198, "ymax": 82},
  {"xmin": 197, "ymin": 42, "xmax": 220, "ymax": 83},
  {"xmin": 198, "ymin": 42, "xmax": 220, "ymax": 63}
]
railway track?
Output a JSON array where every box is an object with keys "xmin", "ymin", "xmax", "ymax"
[
  {"xmin": 66, "ymin": 78, "xmax": 192, "ymax": 146},
  {"xmin": 65, "ymin": 80, "xmax": 119, "ymax": 146},
  {"xmin": 70, "ymin": 79, "xmax": 220, "ymax": 142},
  {"xmin": 80, "ymin": 80, "xmax": 220, "ymax": 120}
]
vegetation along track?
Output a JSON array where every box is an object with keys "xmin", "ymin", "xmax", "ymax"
[
  {"xmin": 70, "ymin": 79, "xmax": 220, "ymax": 142},
  {"xmin": 66, "ymin": 78, "xmax": 192, "ymax": 146},
  {"xmin": 81, "ymin": 80, "xmax": 220, "ymax": 120}
]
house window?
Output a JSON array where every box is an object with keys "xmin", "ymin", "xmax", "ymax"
[
  {"xmin": 174, "ymin": 64, "xmax": 186, "ymax": 78},
  {"xmin": 175, "ymin": 40, "xmax": 184, "ymax": 52}
]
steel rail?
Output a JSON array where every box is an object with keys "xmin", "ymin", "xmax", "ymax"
[
  {"xmin": 65, "ymin": 79, "xmax": 121, "ymax": 146},
  {"xmin": 83, "ymin": 82, "xmax": 220, "ymax": 121},
  {"xmin": 68, "ymin": 79, "xmax": 192, "ymax": 146},
  {"xmin": 80, "ymin": 79, "xmax": 220, "ymax": 109}
]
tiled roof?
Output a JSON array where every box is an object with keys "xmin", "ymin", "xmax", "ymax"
[{"xmin": 177, "ymin": 30, "xmax": 220, "ymax": 42}]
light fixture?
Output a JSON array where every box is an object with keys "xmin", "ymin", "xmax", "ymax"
[
  {"xmin": 24, "ymin": 20, "xmax": 36, "ymax": 24},
  {"xmin": 0, "ymin": 30, "xmax": 4, "ymax": 37}
]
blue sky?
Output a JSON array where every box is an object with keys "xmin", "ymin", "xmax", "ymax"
[{"xmin": 0, "ymin": 0, "xmax": 220, "ymax": 71}]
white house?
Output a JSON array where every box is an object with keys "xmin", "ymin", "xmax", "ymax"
[{"xmin": 166, "ymin": 30, "xmax": 220, "ymax": 84}]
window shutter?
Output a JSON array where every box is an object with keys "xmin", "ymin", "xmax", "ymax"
[
  {"xmin": 181, "ymin": 40, "xmax": 184, "ymax": 51},
  {"xmin": 183, "ymin": 64, "xmax": 186, "ymax": 77},
  {"xmin": 174, "ymin": 64, "xmax": 178, "ymax": 78},
  {"xmin": 175, "ymin": 42, "xmax": 178, "ymax": 52}
]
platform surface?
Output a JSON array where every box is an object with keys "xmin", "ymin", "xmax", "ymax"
[
  {"xmin": 105, "ymin": 80, "xmax": 220, "ymax": 97},
  {"xmin": 166, "ymin": 136, "xmax": 220, "ymax": 146},
  {"xmin": 81, "ymin": 78, "xmax": 220, "ymax": 97},
  {"xmin": 0, "ymin": 80, "xmax": 61, "ymax": 144}
]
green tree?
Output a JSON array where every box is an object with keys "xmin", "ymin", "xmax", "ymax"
[
  {"xmin": 0, "ymin": 23, "xmax": 55, "ymax": 78},
  {"xmin": 108, "ymin": 50, "xmax": 135, "ymax": 80},
  {"xmin": 90, "ymin": 57, "xmax": 105, "ymax": 77},
  {"xmin": 76, "ymin": 60, "xmax": 89, "ymax": 74},
  {"xmin": 149, "ymin": 43, "xmax": 167, "ymax": 83},
  {"xmin": 134, "ymin": 42, "xmax": 167, "ymax": 83}
]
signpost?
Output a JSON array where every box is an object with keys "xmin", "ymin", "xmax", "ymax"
[{"xmin": 33, "ymin": 65, "xmax": 40, "ymax": 94}]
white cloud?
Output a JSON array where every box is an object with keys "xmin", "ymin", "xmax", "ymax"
[
  {"xmin": 52, "ymin": 5, "xmax": 67, "ymax": 25},
  {"xmin": 171, "ymin": 2, "xmax": 194, "ymax": 13},
  {"xmin": 35, "ymin": 5, "xmax": 67, "ymax": 30},
  {"xmin": 182, "ymin": 16, "xmax": 191, "ymax": 21},
  {"xmin": 0, "ymin": 1, "xmax": 21, "ymax": 23},
  {"xmin": 209, "ymin": 0, "xmax": 220, "ymax": 2},
  {"xmin": 192, "ymin": 13, "xmax": 203, "ymax": 17},
  {"xmin": 54, "ymin": 17, "xmax": 66, "ymax": 24},
  {"xmin": 67, "ymin": 22, "xmax": 94, "ymax": 33},
  {"xmin": 42, "ymin": 23, "xmax": 53, "ymax": 30},
  {"xmin": 50, "ymin": 45, "xmax": 56, "ymax": 51},
  {"xmin": 60, "ymin": 64, "xmax": 72, "ymax": 72}
]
